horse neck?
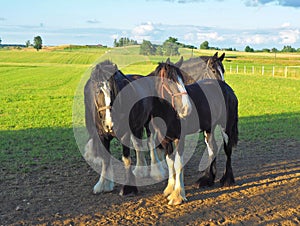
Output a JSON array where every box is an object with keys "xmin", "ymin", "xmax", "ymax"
[
  {"xmin": 111, "ymin": 70, "xmax": 130, "ymax": 97},
  {"xmin": 181, "ymin": 56, "xmax": 222, "ymax": 83}
]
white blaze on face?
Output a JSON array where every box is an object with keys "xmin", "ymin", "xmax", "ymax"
[
  {"xmin": 217, "ymin": 65, "xmax": 225, "ymax": 81},
  {"xmin": 101, "ymin": 82, "xmax": 113, "ymax": 131},
  {"xmin": 176, "ymin": 76, "xmax": 192, "ymax": 118}
]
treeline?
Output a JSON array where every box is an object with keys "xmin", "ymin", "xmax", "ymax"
[
  {"xmin": 113, "ymin": 37, "xmax": 138, "ymax": 47},
  {"xmin": 245, "ymin": 45, "xmax": 300, "ymax": 53},
  {"xmin": 140, "ymin": 37, "xmax": 196, "ymax": 56}
]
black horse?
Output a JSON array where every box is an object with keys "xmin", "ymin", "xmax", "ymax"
[
  {"xmin": 145, "ymin": 53, "xmax": 229, "ymax": 188},
  {"xmin": 148, "ymin": 59, "xmax": 238, "ymax": 205},
  {"xmin": 180, "ymin": 52, "xmax": 225, "ymax": 84},
  {"xmin": 83, "ymin": 60, "xmax": 192, "ymax": 197}
]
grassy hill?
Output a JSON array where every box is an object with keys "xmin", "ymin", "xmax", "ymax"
[{"xmin": 0, "ymin": 46, "xmax": 299, "ymax": 173}]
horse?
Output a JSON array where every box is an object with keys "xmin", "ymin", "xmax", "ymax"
[
  {"xmin": 83, "ymin": 60, "xmax": 192, "ymax": 197},
  {"xmin": 148, "ymin": 59, "xmax": 238, "ymax": 204},
  {"xmin": 138, "ymin": 52, "xmax": 228, "ymax": 187},
  {"xmin": 180, "ymin": 52, "xmax": 225, "ymax": 84}
]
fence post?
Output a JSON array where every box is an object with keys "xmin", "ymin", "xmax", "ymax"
[
  {"xmin": 272, "ymin": 66, "xmax": 275, "ymax": 77},
  {"xmin": 285, "ymin": 66, "xmax": 288, "ymax": 78},
  {"xmin": 244, "ymin": 65, "xmax": 246, "ymax": 74},
  {"xmin": 262, "ymin": 66, "xmax": 264, "ymax": 75},
  {"xmin": 236, "ymin": 65, "xmax": 239, "ymax": 74},
  {"xmin": 252, "ymin": 66, "xmax": 254, "ymax": 74},
  {"xmin": 230, "ymin": 65, "xmax": 232, "ymax": 74}
]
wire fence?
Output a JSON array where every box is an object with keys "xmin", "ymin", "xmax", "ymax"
[{"xmin": 224, "ymin": 64, "xmax": 300, "ymax": 79}]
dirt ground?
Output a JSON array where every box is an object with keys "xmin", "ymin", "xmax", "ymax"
[{"xmin": 1, "ymin": 139, "xmax": 299, "ymax": 225}]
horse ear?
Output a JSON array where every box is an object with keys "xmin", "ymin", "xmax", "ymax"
[
  {"xmin": 213, "ymin": 52, "xmax": 218, "ymax": 59},
  {"xmin": 175, "ymin": 56, "xmax": 183, "ymax": 68},
  {"xmin": 166, "ymin": 58, "xmax": 171, "ymax": 64},
  {"xmin": 219, "ymin": 53, "xmax": 225, "ymax": 62}
]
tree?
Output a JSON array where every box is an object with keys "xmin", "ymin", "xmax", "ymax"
[
  {"xmin": 165, "ymin": 37, "xmax": 178, "ymax": 44},
  {"xmin": 25, "ymin": 40, "xmax": 31, "ymax": 47},
  {"xmin": 113, "ymin": 39, "xmax": 118, "ymax": 47},
  {"xmin": 245, "ymin": 45, "xmax": 254, "ymax": 52},
  {"xmin": 0, "ymin": 37, "xmax": 2, "ymax": 45},
  {"xmin": 163, "ymin": 40, "xmax": 179, "ymax": 56},
  {"xmin": 33, "ymin": 36, "xmax": 42, "ymax": 51},
  {"xmin": 113, "ymin": 37, "xmax": 138, "ymax": 47},
  {"xmin": 281, "ymin": 45, "xmax": 296, "ymax": 52},
  {"xmin": 200, "ymin": 41, "xmax": 209, "ymax": 50},
  {"xmin": 140, "ymin": 40, "xmax": 156, "ymax": 55},
  {"xmin": 262, "ymin": 48, "xmax": 270, "ymax": 53},
  {"xmin": 156, "ymin": 46, "xmax": 163, "ymax": 56}
]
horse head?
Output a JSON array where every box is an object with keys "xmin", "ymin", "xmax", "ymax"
[
  {"xmin": 179, "ymin": 52, "xmax": 225, "ymax": 84},
  {"xmin": 205, "ymin": 52, "xmax": 225, "ymax": 81},
  {"xmin": 154, "ymin": 60, "xmax": 192, "ymax": 118},
  {"xmin": 91, "ymin": 60, "xmax": 118, "ymax": 133}
]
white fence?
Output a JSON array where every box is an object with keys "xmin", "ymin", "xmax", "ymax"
[{"xmin": 224, "ymin": 65, "xmax": 300, "ymax": 78}]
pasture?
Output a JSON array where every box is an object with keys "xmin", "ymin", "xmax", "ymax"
[{"xmin": 0, "ymin": 46, "xmax": 299, "ymax": 225}]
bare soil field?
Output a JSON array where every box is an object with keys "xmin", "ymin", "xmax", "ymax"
[{"xmin": 1, "ymin": 139, "xmax": 299, "ymax": 225}]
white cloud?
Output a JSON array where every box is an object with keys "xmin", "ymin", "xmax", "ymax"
[
  {"xmin": 235, "ymin": 33, "xmax": 279, "ymax": 45},
  {"xmin": 111, "ymin": 34, "xmax": 119, "ymax": 40},
  {"xmin": 279, "ymin": 29, "xmax": 300, "ymax": 44},
  {"xmin": 130, "ymin": 22, "xmax": 163, "ymax": 42},
  {"xmin": 132, "ymin": 22, "xmax": 154, "ymax": 36},
  {"xmin": 183, "ymin": 32, "xmax": 195, "ymax": 41},
  {"xmin": 281, "ymin": 22, "xmax": 291, "ymax": 28},
  {"xmin": 196, "ymin": 32, "xmax": 225, "ymax": 42}
]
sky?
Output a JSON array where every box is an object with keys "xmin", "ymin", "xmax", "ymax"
[{"xmin": 0, "ymin": 0, "xmax": 300, "ymax": 50}]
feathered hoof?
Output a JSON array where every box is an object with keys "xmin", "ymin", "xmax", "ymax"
[
  {"xmin": 163, "ymin": 184, "xmax": 174, "ymax": 197},
  {"xmin": 167, "ymin": 190, "xmax": 187, "ymax": 205},
  {"xmin": 119, "ymin": 185, "xmax": 138, "ymax": 196},
  {"xmin": 194, "ymin": 176, "xmax": 215, "ymax": 188},
  {"xmin": 220, "ymin": 174, "xmax": 235, "ymax": 187}
]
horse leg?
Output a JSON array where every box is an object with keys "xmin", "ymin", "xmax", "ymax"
[
  {"xmin": 148, "ymin": 132, "xmax": 167, "ymax": 180},
  {"xmin": 220, "ymin": 131, "xmax": 235, "ymax": 186},
  {"xmin": 196, "ymin": 131, "xmax": 217, "ymax": 188},
  {"xmin": 119, "ymin": 142, "xmax": 138, "ymax": 196},
  {"xmin": 163, "ymin": 153, "xmax": 175, "ymax": 197},
  {"xmin": 167, "ymin": 139, "xmax": 187, "ymax": 205},
  {"xmin": 92, "ymin": 136, "xmax": 114, "ymax": 194},
  {"xmin": 132, "ymin": 132, "xmax": 149, "ymax": 178}
]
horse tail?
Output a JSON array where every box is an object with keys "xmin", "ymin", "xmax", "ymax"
[
  {"xmin": 227, "ymin": 92, "xmax": 238, "ymax": 148},
  {"xmin": 84, "ymin": 79, "xmax": 96, "ymax": 138}
]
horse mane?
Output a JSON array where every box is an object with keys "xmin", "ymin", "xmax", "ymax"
[
  {"xmin": 91, "ymin": 60, "xmax": 118, "ymax": 83},
  {"xmin": 155, "ymin": 62, "xmax": 184, "ymax": 83}
]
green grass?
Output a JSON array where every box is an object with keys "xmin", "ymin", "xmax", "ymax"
[
  {"xmin": 225, "ymin": 75, "xmax": 300, "ymax": 141},
  {"xmin": 0, "ymin": 46, "xmax": 299, "ymax": 174}
]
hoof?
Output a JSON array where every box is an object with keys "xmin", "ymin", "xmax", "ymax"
[
  {"xmin": 93, "ymin": 179, "xmax": 114, "ymax": 194},
  {"xmin": 167, "ymin": 191, "xmax": 187, "ymax": 205},
  {"xmin": 163, "ymin": 184, "xmax": 174, "ymax": 197},
  {"xmin": 220, "ymin": 174, "xmax": 235, "ymax": 187},
  {"xmin": 119, "ymin": 185, "xmax": 138, "ymax": 196},
  {"xmin": 195, "ymin": 176, "xmax": 215, "ymax": 188}
]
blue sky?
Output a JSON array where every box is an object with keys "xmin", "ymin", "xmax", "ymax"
[{"xmin": 1, "ymin": 0, "xmax": 300, "ymax": 50}]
